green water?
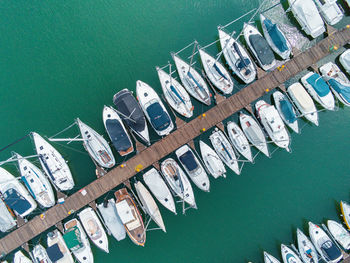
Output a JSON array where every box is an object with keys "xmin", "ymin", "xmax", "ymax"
[{"xmin": 1, "ymin": 0, "xmax": 350, "ymax": 262}]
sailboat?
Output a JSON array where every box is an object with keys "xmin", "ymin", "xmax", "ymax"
[
  {"xmin": 226, "ymin": 121, "xmax": 253, "ymax": 162},
  {"xmin": 199, "ymin": 140, "xmax": 226, "ymax": 179},
  {"xmin": 263, "ymin": 251, "xmax": 281, "ymax": 263},
  {"xmin": 280, "ymin": 244, "xmax": 302, "ymax": 263},
  {"xmin": 296, "ymin": 228, "xmax": 318, "ymax": 263}
]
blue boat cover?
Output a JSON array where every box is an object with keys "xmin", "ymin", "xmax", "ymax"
[
  {"xmin": 146, "ymin": 102, "xmax": 171, "ymax": 131},
  {"xmin": 328, "ymin": 79, "xmax": 350, "ymax": 103},
  {"xmin": 179, "ymin": 150, "xmax": 198, "ymax": 172},
  {"xmin": 280, "ymin": 99, "xmax": 297, "ymax": 123},
  {"xmin": 3, "ymin": 189, "xmax": 31, "ymax": 215},
  {"xmin": 264, "ymin": 18, "xmax": 289, "ymax": 53},
  {"xmin": 46, "ymin": 244, "xmax": 64, "ymax": 262},
  {"xmin": 106, "ymin": 119, "xmax": 132, "ymax": 152},
  {"xmin": 306, "ymin": 73, "xmax": 330, "ymax": 97},
  {"xmin": 321, "ymin": 240, "xmax": 341, "ymax": 261}
]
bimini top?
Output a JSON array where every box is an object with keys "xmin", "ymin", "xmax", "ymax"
[
  {"xmin": 306, "ymin": 73, "xmax": 330, "ymax": 97},
  {"xmin": 249, "ymin": 34, "xmax": 275, "ymax": 66},
  {"xmin": 105, "ymin": 119, "xmax": 132, "ymax": 152},
  {"xmin": 146, "ymin": 102, "xmax": 171, "ymax": 132},
  {"xmin": 63, "ymin": 226, "xmax": 83, "ymax": 251},
  {"xmin": 46, "ymin": 244, "xmax": 63, "ymax": 262},
  {"xmin": 328, "ymin": 79, "xmax": 350, "ymax": 102},
  {"xmin": 3, "ymin": 189, "xmax": 32, "ymax": 216},
  {"xmin": 280, "ymin": 99, "xmax": 297, "ymax": 123},
  {"xmin": 264, "ymin": 18, "xmax": 289, "ymax": 53},
  {"xmin": 179, "ymin": 150, "xmax": 198, "ymax": 172}
]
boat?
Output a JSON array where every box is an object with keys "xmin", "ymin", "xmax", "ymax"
[
  {"xmin": 198, "ymin": 48, "xmax": 234, "ymax": 94},
  {"xmin": 243, "ymin": 23, "xmax": 276, "ymax": 71},
  {"xmin": 327, "ymin": 220, "xmax": 350, "ymax": 250},
  {"xmin": 14, "ymin": 251, "xmax": 32, "ymax": 263},
  {"xmin": 0, "ymin": 167, "xmax": 37, "ymax": 218},
  {"xmin": 31, "ymin": 244, "xmax": 51, "ymax": 263},
  {"xmin": 113, "ymin": 89, "xmax": 150, "ymax": 145},
  {"xmin": 47, "ymin": 229, "xmax": 74, "ymax": 263},
  {"xmin": 301, "ymin": 72, "xmax": 335, "ymax": 110},
  {"xmin": 175, "ymin": 145, "xmax": 210, "ymax": 192},
  {"xmin": 102, "ymin": 105, "xmax": 133, "ymax": 156},
  {"xmin": 296, "ymin": 228, "xmax": 319, "ymax": 263},
  {"xmin": 63, "ymin": 219, "xmax": 93, "ymax": 263},
  {"xmin": 263, "ymin": 251, "xmax": 281, "ymax": 263},
  {"xmin": 288, "ymin": 0, "xmax": 325, "ymax": 38},
  {"xmin": 260, "ymin": 14, "xmax": 291, "ymax": 60},
  {"xmin": 309, "ymin": 222, "xmax": 343, "ymax": 263},
  {"xmin": 226, "ymin": 121, "xmax": 253, "ymax": 162},
  {"xmin": 0, "ymin": 198, "xmax": 16, "ymax": 232},
  {"xmin": 239, "ymin": 113, "xmax": 270, "ymax": 157},
  {"xmin": 114, "ymin": 188, "xmax": 146, "ymax": 246},
  {"xmin": 97, "ymin": 198, "xmax": 126, "ymax": 241},
  {"xmin": 209, "ymin": 128, "xmax": 240, "ymax": 175},
  {"xmin": 287, "ymin": 83, "xmax": 319, "ymax": 126},
  {"xmin": 281, "ymin": 244, "xmax": 302, "ymax": 263},
  {"xmin": 136, "ymin": 80, "xmax": 174, "ymax": 136},
  {"xmin": 78, "ymin": 207, "xmax": 109, "ymax": 253},
  {"xmin": 339, "ymin": 50, "xmax": 350, "ymax": 74},
  {"xmin": 199, "ymin": 140, "xmax": 226, "ymax": 179},
  {"xmin": 272, "ymin": 91, "xmax": 299, "ymax": 134},
  {"xmin": 255, "ymin": 100, "xmax": 291, "ymax": 151},
  {"xmin": 340, "ymin": 201, "xmax": 350, "ymax": 229},
  {"xmin": 32, "ymin": 132, "xmax": 74, "ymax": 191},
  {"xmin": 313, "ymin": 0, "xmax": 343, "ymax": 25},
  {"xmin": 143, "ymin": 168, "xmax": 176, "ymax": 214},
  {"xmin": 218, "ymin": 28, "xmax": 256, "ymax": 84},
  {"xmin": 156, "ymin": 67, "xmax": 193, "ymax": 118},
  {"xmin": 15, "ymin": 152, "xmax": 55, "ymax": 208},
  {"xmin": 134, "ymin": 181, "xmax": 166, "ymax": 232},
  {"xmin": 172, "ymin": 53, "xmax": 211, "ymax": 105}
]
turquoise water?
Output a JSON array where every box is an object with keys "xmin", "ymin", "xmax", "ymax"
[{"xmin": 1, "ymin": 0, "xmax": 350, "ymax": 262}]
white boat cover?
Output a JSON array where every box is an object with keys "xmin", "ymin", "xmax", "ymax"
[
  {"xmin": 115, "ymin": 200, "xmax": 140, "ymax": 230},
  {"xmin": 294, "ymin": 0, "xmax": 324, "ymax": 35},
  {"xmin": 290, "ymin": 84, "xmax": 314, "ymax": 112}
]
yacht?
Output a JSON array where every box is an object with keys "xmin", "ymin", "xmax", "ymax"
[
  {"xmin": 199, "ymin": 140, "xmax": 226, "ymax": 179},
  {"xmin": 273, "ymin": 91, "xmax": 299, "ymax": 133},
  {"xmin": 296, "ymin": 228, "xmax": 318, "ymax": 263},
  {"xmin": 47, "ymin": 229, "xmax": 74, "ymax": 263},
  {"xmin": 314, "ymin": 0, "xmax": 343, "ymax": 25},
  {"xmin": 327, "ymin": 220, "xmax": 350, "ymax": 250},
  {"xmin": 281, "ymin": 244, "xmax": 302, "ymax": 263}
]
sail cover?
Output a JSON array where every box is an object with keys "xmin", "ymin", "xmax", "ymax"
[
  {"xmin": 249, "ymin": 34, "xmax": 275, "ymax": 66},
  {"xmin": 106, "ymin": 119, "xmax": 132, "ymax": 152},
  {"xmin": 306, "ymin": 73, "xmax": 330, "ymax": 97},
  {"xmin": 0, "ymin": 199, "xmax": 16, "ymax": 232},
  {"xmin": 280, "ymin": 99, "xmax": 297, "ymax": 123},
  {"xmin": 264, "ymin": 18, "xmax": 289, "ymax": 52}
]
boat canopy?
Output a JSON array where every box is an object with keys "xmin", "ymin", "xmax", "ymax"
[
  {"xmin": 290, "ymin": 84, "xmax": 314, "ymax": 112},
  {"xmin": 328, "ymin": 79, "xmax": 350, "ymax": 102},
  {"xmin": 63, "ymin": 226, "xmax": 83, "ymax": 251},
  {"xmin": 264, "ymin": 18, "xmax": 289, "ymax": 52},
  {"xmin": 179, "ymin": 150, "xmax": 198, "ymax": 172},
  {"xmin": 3, "ymin": 189, "xmax": 31, "ymax": 215},
  {"xmin": 280, "ymin": 99, "xmax": 297, "ymax": 123},
  {"xmin": 46, "ymin": 244, "xmax": 64, "ymax": 262},
  {"xmin": 146, "ymin": 102, "xmax": 171, "ymax": 131},
  {"xmin": 106, "ymin": 119, "xmax": 132, "ymax": 151},
  {"xmin": 306, "ymin": 73, "xmax": 330, "ymax": 97},
  {"xmin": 249, "ymin": 34, "xmax": 275, "ymax": 65},
  {"xmin": 0, "ymin": 199, "xmax": 16, "ymax": 232},
  {"xmin": 295, "ymin": 0, "xmax": 323, "ymax": 30}
]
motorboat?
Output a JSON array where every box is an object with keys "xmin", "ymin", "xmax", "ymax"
[
  {"xmin": 175, "ymin": 145, "xmax": 210, "ymax": 192},
  {"xmin": 143, "ymin": 168, "xmax": 176, "ymax": 214},
  {"xmin": 288, "ymin": 0, "xmax": 325, "ymax": 38},
  {"xmin": 0, "ymin": 198, "xmax": 16, "ymax": 232},
  {"xmin": 199, "ymin": 140, "xmax": 226, "ymax": 179},
  {"xmin": 31, "ymin": 244, "xmax": 51, "ymax": 263},
  {"xmin": 113, "ymin": 89, "xmax": 150, "ymax": 145},
  {"xmin": 243, "ymin": 23, "xmax": 276, "ymax": 71},
  {"xmin": 301, "ymin": 72, "xmax": 335, "ymax": 110},
  {"xmin": 272, "ymin": 91, "xmax": 299, "ymax": 133},
  {"xmin": 218, "ymin": 28, "xmax": 256, "ymax": 84},
  {"xmin": 327, "ymin": 220, "xmax": 350, "ymax": 250},
  {"xmin": 0, "ymin": 167, "xmax": 37, "ymax": 218},
  {"xmin": 114, "ymin": 188, "xmax": 146, "ymax": 246},
  {"xmin": 314, "ymin": 0, "xmax": 343, "ymax": 25},
  {"xmin": 172, "ymin": 53, "xmax": 211, "ymax": 105},
  {"xmin": 281, "ymin": 244, "xmax": 302, "ymax": 263},
  {"xmin": 14, "ymin": 251, "xmax": 32, "ymax": 263},
  {"xmin": 156, "ymin": 67, "xmax": 193, "ymax": 118},
  {"xmin": 296, "ymin": 228, "xmax": 319, "ymax": 263},
  {"xmin": 209, "ymin": 128, "xmax": 240, "ymax": 175},
  {"xmin": 226, "ymin": 121, "xmax": 253, "ymax": 162},
  {"xmin": 239, "ymin": 113, "xmax": 270, "ymax": 157},
  {"xmin": 102, "ymin": 105, "xmax": 133, "ymax": 156},
  {"xmin": 340, "ymin": 50, "xmax": 350, "ymax": 74},
  {"xmin": 287, "ymin": 83, "xmax": 319, "ymax": 126},
  {"xmin": 136, "ymin": 80, "xmax": 174, "ymax": 136},
  {"xmin": 97, "ymin": 198, "xmax": 126, "ymax": 241},
  {"xmin": 78, "ymin": 207, "xmax": 109, "ymax": 253},
  {"xmin": 263, "ymin": 251, "xmax": 281, "ymax": 263},
  {"xmin": 255, "ymin": 100, "xmax": 291, "ymax": 151},
  {"xmin": 198, "ymin": 48, "xmax": 234, "ymax": 94},
  {"xmin": 260, "ymin": 14, "xmax": 291, "ymax": 60},
  {"xmin": 32, "ymin": 132, "xmax": 74, "ymax": 191},
  {"xmin": 47, "ymin": 229, "xmax": 74, "ymax": 263},
  {"xmin": 340, "ymin": 201, "xmax": 350, "ymax": 229}
]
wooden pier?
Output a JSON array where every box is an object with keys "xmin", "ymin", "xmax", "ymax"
[{"xmin": 1, "ymin": 27, "xmax": 350, "ymax": 257}]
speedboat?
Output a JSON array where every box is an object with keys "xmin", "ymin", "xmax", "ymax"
[
  {"xmin": 287, "ymin": 83, "xmax": 319, "ymax": 126},
  {"xmin": 243, "ymin": 23, "xmax": 276, "ymax": 71},
  {"xmin": 175, "ymin": 145, "xmax": 210, "ymax": 192},
  {"xmin": 113, "ymin": 89, "xmax": 150, "ymax": 145},
  {"xmin": 102, "ymin": 106, "xmax": 133, "ymax": 156},
  {"xmin": 340, "ymin": 50, "xmax": 350, "ymax": 74},
  {"xmin": 136, "ymin": 80, "xmax": 174, "ymax": 136},
  {"xmin": 281, "ymin": 244, "xmax": 302, "ymax": 263},
  {"xmin": 260, "ymin": 14, "xmax": 291, "ymax": 60},
  {"xmin": 0, "ymin": 198, "xmax": 16, "ymax": 232},
  {"xmin": 134, "ymin": 181, "xmax": 166, "ymax": 232},
  {"xmin": 218, "ymin": 28, "xmax": 256, "ymax": 84},
  {"xmin": 226, "ymin": 121, "xmax": 253, "ymax": 162},
  {"xmin": 301, "ymin": 72, "xmax": 335, "ymax": 110},
  {"xmin": 309, "ymin": 222, "xmax": 343, "ymax": 263},
  {"xmin": 31, "ymin": 244, "xmax": 51, "ymax": 263},
  {"xmin": 327, "ymin": 220, "xmax": 350, "ymax": 250},
  {"xmin": 143, "ymin": 168, "xmax": 176, "ymax": 214},
  {"xmin": 255, "ymin": 100, "xmax": 291, "ymax": 151},
  {"xmin": 239, "ymin": 113, "xmax": 270, "ymax": 157},
  {"xmin": 263, "ymin": 251, "xmax": 281, "ymax": 263},
  {"xmin": 47, "ymin": 229, "xmax": 74, "ymax": 263},
  {"xmin": 199, "ymin": 140, "xmax": 226, "ymax": 179},
  {"xmin": 0, "ymin": 167, "xmax": 37, "ymax": 218},
  {"xmin": 296, "ymin": 228, "xmax": 319, "ymax": 263},
  {"xmin": 209, "ymin": 128, "xmax": 240, "ymax": 175},
  {"xmin": 78, "ymin": 207, "xmax": 109, "ymax": 253},
  {"xmin": 198, "ymin": 48, "xmax": 234, "ymax": 94},
  {"xmin": 32, "ymin": 132, "xmax": 74, "ymax": 191},
  {"xmin": 273, "ymin": 91, "xmax": 299, "ymax": 133},
  {"xmin": 114, "ymin": 188, "xmax": 146, "ymax": 246},
  {"xmin": 288, "ymin": 0, "xmax": 325, "ymax": 38},
  {"xmin": 14, "ymin": 251, "xmax": 32, "ymax": 263},
  {"xmin": 156, "ymin": 67, "xmax": 193, "ymax": 118},
  {"xmin": 340, "ymin": 201, "xmax": 350, "ymax": 229},
  {"xmin": 314, "ymin": 0, "xmax": 343, "ymax": 25},
  {"xmin": 172, "ymin": 53, "xmax": 211, "ymax": 105}
]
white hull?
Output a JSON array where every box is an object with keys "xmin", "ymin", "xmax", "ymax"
[
  {"xmin": 47, "ymin": 230, "xmax": 74, "ymax": 263},
  {"xmin": 281, "ymin": 244, "xmax": 302, "ymax": 263},
  {"xmin": 14, "ymin": 251, "xmax": 32, "ymax": 263},
  {"xmin": 273, "ymin": 91, "xmax": 299, "ymax": 134},
  {"xmin": 339, "ymin": 50, "xmax": 350, "ymax": 74},
  {"xmin": 327, "ymin": 220, "xmax": 350, "ymax": 250},
  {"xmin": 0, "ymin": 199, "xmax": 16, "ymax": 232},
  {"xmin": 296, "ymin": 228, "xmax": 318, "ymax": 263},
  {"xmin": 264, "ymin": 251, "xmax": 281, "ymax": 263},
  {"xmin": 199, "ymin": 140, "xmax": 226, "ymax": 179},
  {"xmin": 314, "ymin": 0, "xmax": 343, "ymax": 25},
  {"xmin": 226, "ymin": 121, "xmax": 253, "ymax": 162},
  {"xmin": 32, "ymin": 244, "xmax": 51, "ymax": 263}
]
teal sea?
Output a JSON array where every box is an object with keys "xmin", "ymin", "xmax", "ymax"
[{"xmin": 1, "ymin": 0, "xmax": 350, "ymax": 262}]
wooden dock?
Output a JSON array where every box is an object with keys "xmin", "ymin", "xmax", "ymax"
[{"xmin": 1, "ymin": 27, "xmax": 350, "ymax": 257}]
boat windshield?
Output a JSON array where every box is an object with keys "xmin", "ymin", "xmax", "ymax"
[
  {"xmin": 280, "ymin": 99, "xmax": 297, "ymax": 123},
  {"xmin": 264, "ymin": 18, "xmax": 289, "ymax": 52},
  {"xmin": 106, "ymin": 119, "xmax": 132, "ymax": 151},
  {"xmin": 321, "ymin": 241, "xmax": 341, "ymax": 260},
  {"xmin": 306, "ymin": 73, "xmax": 330, "ymax": 97},
  {"xmin": 328, "ymin": 79, "xmax": 350, "ymax": 102},
  {"xmin": 3, "ymin": 189, "xmax": 31, "ymax": 215},
  {"xmin": 179, "ymin": 150, "xmax": 198, "ymax": 172},
  {"xmin": 146, "ymin": 102, "xmax": 171, "ymax": 131}
]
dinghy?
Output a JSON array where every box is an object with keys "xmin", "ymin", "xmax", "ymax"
[
  {"xmin": 340, "ymin": 201, "xmax": 350, "ymax": 229},
  {"xmin": 263, "ymin": 251, "xmax": 281, "ymax": 263},
  {"xmin": 31, "ymin": 244, "xmax": 51, "ymax": 263},
  {"xmin": 0, "ymin": 198, "xmax": 16, "ymax": 232},
  {"xmin": 47, "ymin": 229, "xmax": 74, "ymax": 263},
  {"xmin": 296, "ymin": 228, "xmax": 319, "ymax": 263},
  {"xmin": 14, "ymin": 251, "xmax": 32, "ymax": 263},
  {"xmin": 314, "ymin": 0, "xmax": 343, "ymax": 25},
  {"xmin": 340, "ymin": 50, "xmax": 350, "ymax": 74},
  {"xmin": 273, "ymin": 91, "xmax": 299, "ymax": 133},
  {"xmin": 327, "ymin": 220, "xmax": 350, "ymax": 250},
  {"xmin": 226, "ymin": 121, "xmax": 253, "ymax": 162},
  {"xmin": 281, "ymin": 244, "xmax": 302, "ymax": 263},
  {"xmin": 199, "ymin": 140, "xmax": 226, "ymax": 179}
]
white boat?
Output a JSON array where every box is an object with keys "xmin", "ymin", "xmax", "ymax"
[
  {"xmin": 296, "ymin": 228, "xmax": 319, "ymax": 263},
  {"xmin": 209, "ymin": 128, "xmax": 240, "ymax": 175},
  {"xmin": 239, "ymin": 113, "xmax": 270, "ymax": 157},
  {"xmin": 136, "ymin": 80, "xmax": 174, "ymax": 136},
  {"xmin": 327, "ymin": 220, "xmax": 350, "ymax": 250},
  {"xmin": 226, "ymin": 121, "xmax": 253, "ymax": 162},
  {"xmin": 281, "ymin": 244, "xmax": 302, "ymax": 263},
  {"xmin": 273, "ymin": 91, "xmax": 299, "ymax": 134},
  {"xmin": 341, "ymin": 201, "xmax": 350, "ymax": 229},
  {"xmin": 287, "ymin": 83, "xmax": 319, "ymax": 126},
  {"xmin": 0, "ymin": 198, "xmax": 16, "ymax": 232},
  {"xmin": 143, "ymin": 168, "xmax": 176, "ymax": 214},
  {"xmin": 340, "ymin": 50, "xmax": 350, "ymax": 74},
  {"xmin": 156, "ymin": 67, "xmax": 193, "ymax": 118},
  {"xmin": 76, "ymin": 118, "xmax": 115, "ymax": 169},
  {"xmin": 32, "ymin": 244, "xmax": 51, "ymax": 263},
  {"xmin": 32, "ymin": 132, "xmax": 74, "ymax": 191},
  {"xmin": 199, "ymin": 140, "xmax": 226, "ymax": 179},
  {"xmin": 14, "ymin": 251, "xmax": 32, "ymax": 263},
  {"xmin": 264, "ymin": 251, "xmax": 281, "ymax": 263},
  {"xmin": 134, "ymin": 181, "xmax": 166, "ymax": 232},
  {"xmin": 78, "ymin": 207, "xmax": 109, "ymax": 253},
  {"xmin": 198, "ymin": 48, "xmax": 234, "ymax": 94},
  {"xmin": 47, "ymin": 229, "xmax": 74, "ymax": 263},
  {"xmin": 243, "ymin": 23, "xmax": 276, "ymax": 71},
  {"xmin": 314, "ymin": 0, "xmax": 343, "ymax": 25},
  {"xmin": 218, "ymin": 28, "xmax": 256, "ymax": 84},
  {"xmin": 175, "ymin": 145, "xmax": 210, "ymax": 192}
]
